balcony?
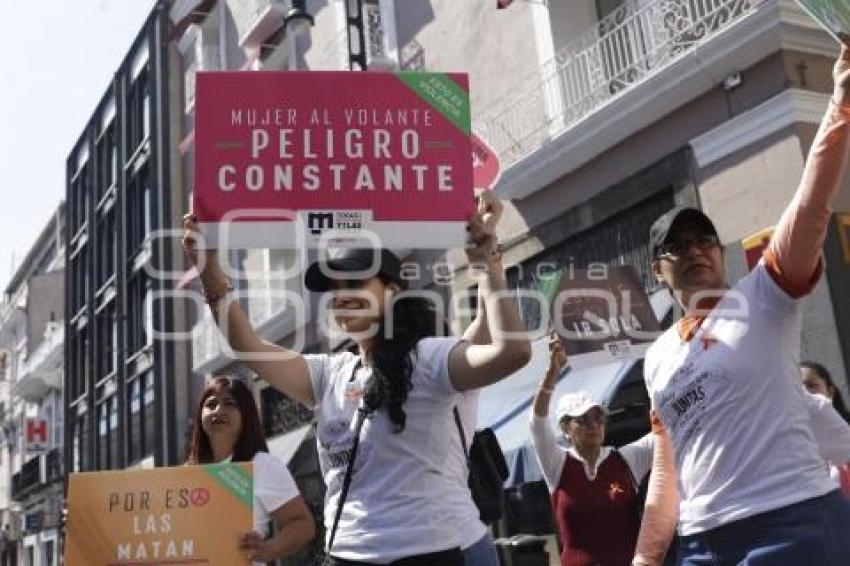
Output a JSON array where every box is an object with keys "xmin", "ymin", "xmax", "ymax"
[
  {"xmin": 237, "ymin": 0, "xmax": 291, "ymax": 49},
  {"xmin": 476, "ymin": 0, "xmax": 783, "ymax": 197},
  {"xmin": 11, "ymin": 456, "xmax": 43, "ymax": 500},
  {"xmin": 14, "ymin": 322, "xmax": 63, "ymax": 403}
]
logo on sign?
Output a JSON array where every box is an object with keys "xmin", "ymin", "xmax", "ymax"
[
  {"xmin": 26, "ymin": 418, "xmax": 48, "ymax": 452},
  {"xmin": 306, "ymin": 211, "xmax": 365, "ymax": 235},
  {"xmin": 308, "ymin": 212, "xmax": 335, "ymax": 235}
]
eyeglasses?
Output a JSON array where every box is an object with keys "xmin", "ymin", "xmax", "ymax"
[
  {"xmin": 572, "ymin": 413, "xmax": 608, "ymax": 427},
  {"xmin": 656, "ymin": 234, "xmax": 720, "ymax": 259}
]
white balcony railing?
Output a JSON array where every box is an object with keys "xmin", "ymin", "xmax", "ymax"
[{"xmin": 475, "ymin": 0, "xmax": 762, "ymax": 169}]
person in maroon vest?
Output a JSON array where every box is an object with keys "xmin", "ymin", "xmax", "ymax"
[{"xmin": 531, "ymin": 335, "xmax": 654, "ymax": 565}]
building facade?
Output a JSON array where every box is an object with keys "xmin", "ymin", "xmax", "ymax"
[
  {"xmin": 63, "ymin": 2, "xmax": 190, "ymax": 477},
  {"xmin": 0, "ymin": 206, "xmax": 65, "ymax": 566}
]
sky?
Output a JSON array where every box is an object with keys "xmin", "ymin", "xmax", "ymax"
[{"xmin": 0, "ymin": 0, "xmax": 157, "ymax": 290}]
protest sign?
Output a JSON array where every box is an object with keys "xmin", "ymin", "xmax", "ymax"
[
  {"xmin": 471, "ymin": 134, "xmax": 501, "ymax": 190},
  {"xmin": 796, "ymin": 0, "xmax": 850, "ymax": 43},
  {"xmin": 543, "ymin": 265, "xmax": 660, "ymax": 368},
  {"xmin": 64, "ymin": 462, "xmax": 253, "ymax": 565},
  {"xmin": 194, "ymin": 71, "xmax": 474, "ymax": 249}
]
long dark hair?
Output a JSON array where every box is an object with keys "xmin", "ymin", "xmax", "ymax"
[
  {"xmin": 363, "ymin": 277, "xmax": 446, "ymax": 433},
  {"xmin": 186, "ymin": 376, "xmax": 269, "ymax": 464},
  {"xmin": 801, "ymin": 361, "xmax": 850, "ymax": 423}
]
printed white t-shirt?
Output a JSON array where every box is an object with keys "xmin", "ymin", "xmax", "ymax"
[
  {"xmin": 529, "ymin": 415, "xmax": 653, "ymax": 491},
  {"xmin": 306, "ymin": 337, "xmax": 461, "ymax": 563},
  {"xmin": 443, "ymin": 390, "xmax": 488, "ymax": 550},
  {"xmin": 644, "ymin": 263, "xmax": 835, "ymax": 535}
]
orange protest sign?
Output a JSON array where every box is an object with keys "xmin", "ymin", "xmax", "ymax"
[{"xmin": 64, "ymin": 462, "xmax": 253, "ymax": 566}]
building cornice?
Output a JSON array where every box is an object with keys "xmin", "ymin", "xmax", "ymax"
[{"xmin": 690, "ymin": 88, "xmax": 830, "ymax": 168}]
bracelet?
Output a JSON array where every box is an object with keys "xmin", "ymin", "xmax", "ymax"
[
  {"xmin": 540, "ymin": 387, "xmax": 554, "ymax": 393},
  {"xmin": 202, "ymin": 280, "xmax": 233, "ymax": 306}
]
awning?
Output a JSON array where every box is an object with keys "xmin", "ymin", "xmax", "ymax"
[{"xmin": 267, "ymin": 425, "xmax": 312, "ymax": 464}]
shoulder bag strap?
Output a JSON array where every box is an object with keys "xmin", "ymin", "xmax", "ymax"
[
  {"xmin": 326, "ymin": 359, "xmax": 367, "ymax": 554},
  {"xmin": 453, "ymin": 406, "xmax": 470, "ymax": 463}
]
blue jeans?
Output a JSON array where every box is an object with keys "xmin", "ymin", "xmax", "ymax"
[
  {"xmin": 677, "ymin": 490, "xmax": 850, "ymax": 565},
  {"xmin": 463, "ymin": 533, "xmax": 500, "ymax": 566}
]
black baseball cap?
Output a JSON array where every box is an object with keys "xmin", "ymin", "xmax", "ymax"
[
  {"xmin": 649, "ymin": 207, "xmax": 718, "ymax": 259},
  {"xmin": 304, "ymin": 248, "xmax": 404, "ymax": 292}
]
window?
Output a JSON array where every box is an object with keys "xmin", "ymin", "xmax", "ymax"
[
  {"xmin": 127, "ymin": 70, "xmax": 150, "ymax": 154},
  {"xmin": 126, "ymin": 166, "xmax": 153, "ymax": 254},
  {"xmin": 69, "ymin": 329, "xmax": 88, "ymax": 399},
  {"xmin": 72, "ymin": 247, "xmax": 88, "ymax": 314},
  {"xmin": 96, "ymin": 303, "xmax": 117, "ymax": 379},
  {"xmin": 71, "ymin": 165, "xmax": 90, "ymax": 233},
  {"xmin": 96, "ymin": 124, "xmax": 117, "ymax": 201},
  {"xmin": 128, "ymin": 371, "xmax": 156, "ymax": 465},
  {"xmin": 97, "ymin": 396, "xmax": 119, "ymax": 470},
  {"xmin": 96, "ymin": 213, "xmax": 116, "ymax": 289},
  {"xmin": 72, "ymin": 414, "xmax": 88, "ymax": 472},
  {"xmin": 126, "ymin": 273, "xmax": 152, "ymax": 355}
]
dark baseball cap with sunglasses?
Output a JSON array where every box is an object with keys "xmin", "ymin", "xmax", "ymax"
[
  {"xmin": 649, "ymin": 206, "xmax": 720, "ymax": 260},
  {"xmin": 304, "ymin": 248, "xmax": 405, "ymax": 292}
]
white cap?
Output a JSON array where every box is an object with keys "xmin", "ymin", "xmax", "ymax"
[{"xmin": 555, "ymin": 391, "xmax": 608, "ymax": 422}]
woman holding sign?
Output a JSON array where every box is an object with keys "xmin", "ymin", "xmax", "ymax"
[
  {"xmin": 182, "ymin": 193, "xmax": 530, "ymax": 565},
  {"xmin": 186, "ymin": 375, "xmax": 315, "ymax": 563}
]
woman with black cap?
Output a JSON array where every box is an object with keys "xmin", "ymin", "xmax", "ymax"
[{"xmin": 181, "ymin": 193, "xmax": 530, "ymax": 565}]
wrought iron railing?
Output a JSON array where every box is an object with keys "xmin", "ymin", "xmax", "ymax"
[{"xmin": 475, "ymin": 0, "xmax": 763, "ymax": 168}]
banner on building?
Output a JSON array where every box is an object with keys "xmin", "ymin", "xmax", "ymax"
[
  {"xmin": 25, "ymin": 418, "xmax": 49, "ymax": 453},
  {"xmin": 194, "ymin": 71, "xmax": 474, "ymax": 249},
  {"xmin": 542, "ymin": 265, "xmax": 661, "ymax": 368},
  {"xmin": 64, "ymin": 462, "xmax": 253, "ymax": 565},
  {"xmin": 796, "ymin": 1, "xmax": 850, "ymax": 43}
]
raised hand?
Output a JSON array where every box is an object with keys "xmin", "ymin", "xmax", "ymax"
[
  {"xmin": 548, "ymin": 330, "xmax": 567, "ymax": 376},
  {"xmin": 465, "ymin": 192, "xmax": 503, "ymax": 267}
]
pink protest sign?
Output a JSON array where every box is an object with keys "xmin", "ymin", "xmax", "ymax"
[
  {"xmin": 472, "ymin": 134, "xmax": 501, "ymax": 190},
  {"xmin": 194, "ymin": 71, "xmax": 474, "ymax": 249}
]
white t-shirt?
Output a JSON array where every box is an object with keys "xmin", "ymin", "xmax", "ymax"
[
  {"xmin": 443, "ymin": 390, "xmax": 488, "ymax": 550},
  {"xmin": 252, "ymin": 451, "xmax": 301, "ymax": 534},
  {"xmin": 804, "ymin": 391, "xmax": 850, "ymax": 488},
  {"xmin": 223, "ymin": 452, "xmax": 300, "ymax": 566},
  {"xmin": 306, "ymin": 337, "xmax": 461, "ymax": 563},
  {"xmin": 644, "ymin": 263, "xmax": 835, "ymax": 535},
  {"xmin": 529, "ymin": 415, "xmax": 653, "ymax": 491}
]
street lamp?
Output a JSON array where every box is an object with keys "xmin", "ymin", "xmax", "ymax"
[{"xmin": 283, "ymin": 0, "xmax": 314, "ymax": 38}]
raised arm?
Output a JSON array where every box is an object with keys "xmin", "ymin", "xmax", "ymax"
[
  {"xmin": 530, "ymin": 335, "xmax": 568, "ymax": 490},
  {"xmin": 765, "ymin": 46, "xmax": 850, "ymax": 295},
  {"xmin": 461, "ymin": 191, "xmax": 502, "ymax": 346},
  {"xmin": 182, "ymin": 215, "xmax": 315, "ymax": 407},
  {"xmin": 533, "ymin": 332, "xmax": 565, "ymax": 418},
  {"xmin": 449, "ymin": 194, "xmax": 531, "ymax": 390}
]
